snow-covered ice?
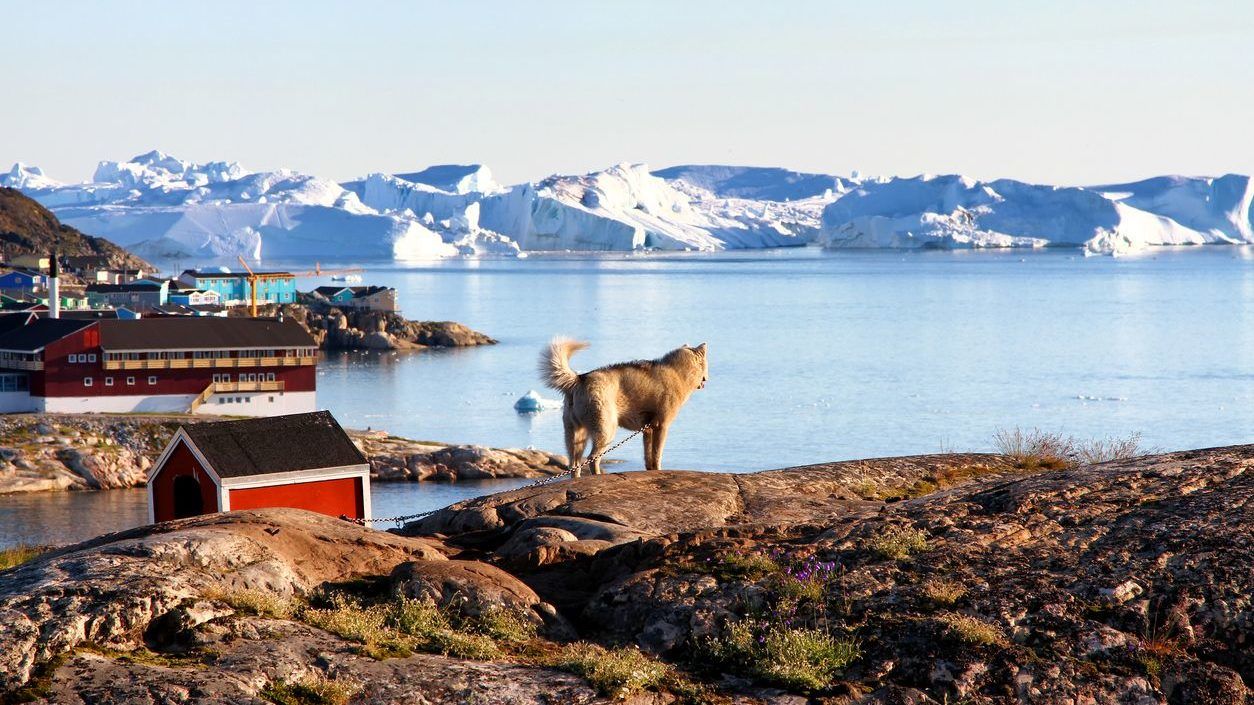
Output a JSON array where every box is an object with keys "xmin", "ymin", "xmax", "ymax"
[{"xmin": 7, "ymin": 151, "xmax": 1253, "ymax": 260}]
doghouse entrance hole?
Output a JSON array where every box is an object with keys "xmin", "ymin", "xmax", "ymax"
[{"xmin": 172, "ymin": 475, "xmax": 204, "ymax": 518}]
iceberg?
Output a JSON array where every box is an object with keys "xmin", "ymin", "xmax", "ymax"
[
  {"xmin": 818, "ymin": 174, "xmax": 1237, "ymax": 255},
  {"xmin": 514, "ymin": 389, "xmax": 561, "ymax": 413}
]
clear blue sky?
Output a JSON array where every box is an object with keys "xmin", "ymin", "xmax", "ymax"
[{"xmin": 3, "ymin": 1, "xmax": 1252, "ymax": 186}]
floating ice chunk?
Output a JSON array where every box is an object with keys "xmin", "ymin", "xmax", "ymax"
[{"xmin": 514, "ymin": 390, "xmax": 562, "ymax": 413}]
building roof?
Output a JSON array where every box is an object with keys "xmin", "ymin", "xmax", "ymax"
[
  {"xmin": 180, "ymin": 411, "xmax": 366, "ymax": 479},
  {"xmin": 313, "ymin": 285, "xmax": 392, "ymax": 298},
  {"xmin": 97, "ymin": 317, "xmax": 316, "ymax": 351},
  {"xmin": 86, "ymin": 282, "xmax": 164, "ymax": 293},
  {"xmin": 0, "ymin": 318, "xmax": 93, "ymax": 352},
  {"xmin": 0, "ymin": 268, "xmax": 43, "ymax": 279},
  {"xmin": 182, "ymin": 269, "xmax": 294, "ymax": 279},
  {"xmin": 52, "ymin": 310, "xmax": 120, "ymax": 320},
  {"xmin": 0, "ymin": 312, "xmax": 36, "ymax": 335}
]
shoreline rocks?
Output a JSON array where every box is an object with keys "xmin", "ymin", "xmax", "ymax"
[
  {"xmin": 0, "ymin": 414, "xmax": 565, "ymax": 495},
  {"xmin": 240, "ymin": 300, "xmax": 497, "ymax": 351}
]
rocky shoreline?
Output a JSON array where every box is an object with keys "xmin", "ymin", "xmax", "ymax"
[
  {"xmin": 240, "ymin": 300, "xmax": 497, "ymax": 351},
  {"xmin": 0, "ymin": 414, "xmax": 564, "ymax": 495},
  {"xmin": 1, "ymin": 445, "xmax": 1248, "ymax": 703}
]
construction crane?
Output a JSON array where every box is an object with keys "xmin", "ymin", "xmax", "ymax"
[{"xmin": 236, "ymin": 256, "xmax": 364, "ymax": 317}]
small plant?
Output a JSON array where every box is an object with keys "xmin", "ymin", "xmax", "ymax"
[
  {"xmin": 261, "ymin": 674, "xmax": 357, "ymax": 705},
  {"xmin": 992, "ymin": 427, "xmax": 1076, "ymax": 471},
  {"xmin": 937, "ymin": 613, "xmax": 1002, "ymax": 646},
  {"xmin": 868, "ymin": 526, "xmax": 929, "ymax": 561},
  {"xmin": 921, "ymin": 578, "xmax": 967, "ymax": 606},
  {"xmin": 471, "ymin": 605, "xmax": 539, "ymax": 645},
  {"xmin": 555, "ymin": 642, "xmax": 669, "ymax": 700},
  {"xmin": 704, "ymin": 620, "xmax": 859, "ymax": 691},
  {"xmin": 203, "ymin": 587, "xmax": 295, "ymax": 620},
  {"xmin": 1075, "ymin": 432, "xmax": 1147, "ymax": 465},
  {"xmin": 0, "ymin": 544, "xmax": 45, "ymax": 571},
  {"xmin": 772, "ymin": 555, "xmax": 837, "ymax": 603}
]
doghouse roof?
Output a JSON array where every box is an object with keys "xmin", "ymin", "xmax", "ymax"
[{"xmin": 180, "ymin": 411, "xmax": 367, "ymax": 478}]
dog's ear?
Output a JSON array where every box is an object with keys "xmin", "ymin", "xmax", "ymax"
[{"xmin": 695, "ymin": 343, "xmax": 707, "ymax": 356}]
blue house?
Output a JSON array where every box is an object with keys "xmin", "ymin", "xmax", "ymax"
[
  {"xmin": 177, "ymin": 270, "xmax": 297, "ymax": 306},
  {"xmin": 0, "ymin": 269, "xmax": 45, "ymax": 291}
]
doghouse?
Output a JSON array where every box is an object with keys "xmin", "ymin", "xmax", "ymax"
[{"xmin": 147, "ymin": 410, "xmax": 371, "ymax": 523}]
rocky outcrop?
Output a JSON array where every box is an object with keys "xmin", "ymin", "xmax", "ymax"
[
  {"xmin": 0, "ymin": 415, "xmax": 564, "ymax": 495},
  {"xmin": 358, "ymin": 432, "xmax": 567, "ymax": 482},
  {"xmin": 2, "ymin": 447, "xmax": 1249, "ymax": 703},
  {"xmin": 243, "ymin": 299, "xmax": 497, "ymax": 351}
]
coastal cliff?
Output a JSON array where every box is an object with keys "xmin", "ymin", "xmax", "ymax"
[
  {"xmin": 0, "ymin": 415, "xmax": 563, "ymax": 495},
  {"xmin": 1, "ymin": 446, "xmax": 1248, "ymax": 703}
]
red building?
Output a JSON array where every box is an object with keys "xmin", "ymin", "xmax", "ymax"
[
  {"xmin": 0, "ymin": 316, "xmax": 318, "ymax": 414},
  {"xmin": 147, "ymin": 411, "xmax": 371, "ymax": 523}
]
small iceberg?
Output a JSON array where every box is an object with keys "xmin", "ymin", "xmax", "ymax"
[{"xmin": 514, "ymin": 390, "xmax": 561, "ymax": 413}]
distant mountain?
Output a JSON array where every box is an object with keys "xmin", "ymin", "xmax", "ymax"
[{"xmin": 0, "ymin": 187, "xmax": 150, "ymax": 270}]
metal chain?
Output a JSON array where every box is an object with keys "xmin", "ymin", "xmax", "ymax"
[{"xmin": 345, "ymin": 424, "xmax": 652, "ymax": 528}]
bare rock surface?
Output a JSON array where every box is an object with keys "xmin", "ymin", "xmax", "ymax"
[
  {"xmin": 0, "ymin": 414, "xmax": 565, "ymax": 495},
  {"xmin": 3, "ymin": 447, "xmax": 1250, "ymax": 703}
]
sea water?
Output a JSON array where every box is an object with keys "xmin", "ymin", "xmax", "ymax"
[{"xmin": 5, "ymin": 247, "xmax": 1254, "ymax": 547}]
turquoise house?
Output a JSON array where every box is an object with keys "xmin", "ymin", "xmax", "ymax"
[{"xmin": 176, "ymin": 270, "xmax": 296, "ymax": 306}]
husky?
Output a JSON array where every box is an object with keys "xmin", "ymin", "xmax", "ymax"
[{"xmin": 540, "ymin": 338, "xmax": 708, "ymax": 476}]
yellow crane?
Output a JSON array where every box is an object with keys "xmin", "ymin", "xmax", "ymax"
[{"xmin": 235, "ymin": 256, "xmax": 365, "ymax": 317}]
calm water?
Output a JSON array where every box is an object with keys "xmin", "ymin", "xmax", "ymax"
[{"xmin": 6, "ymin": 246, "xmax": 1254, "ymax": 548}]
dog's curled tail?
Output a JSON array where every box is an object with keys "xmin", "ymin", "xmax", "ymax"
[{"xmin": 540, "ymin": 337, "xmax": 588, "ymax": 393}]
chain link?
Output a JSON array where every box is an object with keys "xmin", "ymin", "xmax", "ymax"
[{"xmin": 344, "ymin": 424, "xmax": 652, "ymax": 528}]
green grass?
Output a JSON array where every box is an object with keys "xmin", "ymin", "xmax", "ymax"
[
  {"xmin": 553, "ymin": 643, "xmax": 670, "ymax": 700},
  {"xmin": 0, "ymin": 545, "xmax": 46, "ymax": 571},
  {"xmin": 704, "ymin": 620, "xmax": 859, "ymax": 692},
  {"xmin": 261, "ymin": 675, "xmax": 357, "ymax": 705},
  {"xmin": 868, "ymin": 526, "xmax": 929, "ymax": 561}
]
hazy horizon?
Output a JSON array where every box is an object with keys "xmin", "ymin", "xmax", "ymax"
[{"xmin": 4, "ymin": 1, "xmax": 1252, "ymax": 186}]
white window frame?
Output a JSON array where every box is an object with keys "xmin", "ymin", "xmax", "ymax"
[
  {"xmin": 126, "ymin": 376, "xmax": 135, "ymax": 386},
  {"xmin": 68, "ymin": 354, "xmax": 78, "ymax": 363},
  {"xmin": 148, "ymin": 376, "xmax": 157, "ymax": 385},
  {"xmin": 104, "ymin": 377, "xmax": 114, "ymax": 387},
  {"xmin": 83, "ymin": 377, "xmax": 93, "ymax": 387},
  {"xmin": 87, "ymin": 353, "xmax": 97, "ymax": 363}
]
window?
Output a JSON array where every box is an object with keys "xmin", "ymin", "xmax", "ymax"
[
  {"xmin": 218, "ymin": 398, "xmax": 225, "ymax": 405},
  {"xmin": 269, "ymin": 396, "xmax": 275, "ymax": 402},
  {"xmin": 83, "ymin": 377, "xmax": 93, "ymax": 387},
  {"xmin": 104, "ymin": 377, "xmax": 114, "ymax": 386},
  {"xmin": 148, "ymin": 376, "xmax": 157, "ymax": 385},
  {"xmin": 87, "ymin": 354, "xmax": 97, "ymax": 363},
  {"xmin": 68, "ymin": 354, "xmax": 78, "ymax": 363},
  {"xmin": 266, "ymin": 373, "xmax": 275, "ymax": 382},
  {"xmin": 126, "ymin": 377, "xmax": 135, "ymax": 386}
]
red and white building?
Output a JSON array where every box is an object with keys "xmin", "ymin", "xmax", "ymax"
[
  {"xmin": 0, "ymin": 315, "xmax": 318, "ymax": 414},
  {"xmin": 147, "ymin": 411, "xmax": 371, "ymax": 523}
]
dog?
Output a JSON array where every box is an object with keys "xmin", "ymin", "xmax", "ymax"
[{"xmin": 540, "ymin": 338, "xmax": 708, "ymax": 476}]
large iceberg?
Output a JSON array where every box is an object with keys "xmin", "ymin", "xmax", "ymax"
[
  {"xmin": 817, "ymin": 174, "xmax": 1248, "ymax": 255},
  {"xmin": 9, "ymin": 151, "xmax": 1254, "ymax": 259}
]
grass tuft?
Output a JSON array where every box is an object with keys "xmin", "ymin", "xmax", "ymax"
[
  {"xmin": 203, "ymin": 587, "xmax": 295, "ymax": 620},
  {"xmin": 921, "ymin": 578, "xmax": 967, "ymax": 606},
  {"xmin": 261, "ymin": 675, "xmax": 357, "ymax": 705},
  {"xmin": 554, "ymin": 642, "xmax": 669, "ymax": 700},
  {"xmin": 0, "ymin": 545, "xmax": 46, "ymax": 572},
  {"xmin": 937, "ymin": 613, "xmax": 1002, "ymax": 646},
  {"xmin": 868, "ymin": 526, "xmax": 929, "ymax": 561},
  {"xmin": 704, "ymin": 620, "xmax": 859, "ymax": 692},
  {"xmin": 994, "ymin": 427, "xmax": 1148, "ymax": 470}
]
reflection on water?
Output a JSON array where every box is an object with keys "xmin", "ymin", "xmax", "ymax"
[
  {"xmin": 0, "ymin": 480, "xmax": 533, "ymax": 550},
  {"xmin": 0, "ymin": 488, "xmax": 147, "ymax": 548}
]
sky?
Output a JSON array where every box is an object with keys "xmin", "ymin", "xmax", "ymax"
[{"xmin": 3, "ymin": 1, "xmax": 1253, "ymax": 186}]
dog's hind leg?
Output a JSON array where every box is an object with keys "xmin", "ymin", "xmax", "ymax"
[
  {"xmin": 589, "ymin": 424, "xmax": 615, "ymax": 475},
  {"xmin": 566, "ymin": 424, "xmax": 588, "ymax": 477},
  {"xmin": 642, "ymin": 427, "xmax": 656, "ymax": 471}
]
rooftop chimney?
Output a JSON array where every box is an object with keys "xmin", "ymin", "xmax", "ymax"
[{"xmin": 48, "ymin": 250, "xmax": 60, "ymax": 319}]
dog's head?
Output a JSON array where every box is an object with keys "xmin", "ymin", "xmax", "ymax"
[{"xmin": 689, "ymin": 342, "xmax": 708, "ymax": 389}]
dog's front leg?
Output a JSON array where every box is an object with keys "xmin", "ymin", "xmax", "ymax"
[
  {"xmin": 650, "ymin": 423, "xmax": 669, "ymax": 472},
  {"xmin": 642, "ymin": 427, "xmax": 656, "ymax": 471}
]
